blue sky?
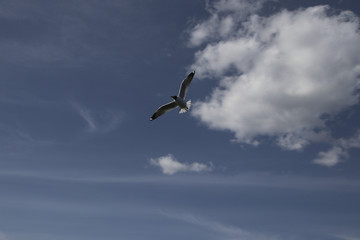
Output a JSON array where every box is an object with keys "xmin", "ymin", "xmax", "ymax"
[{"xmin": 1, "ymin": 0, "xmax": 360, "ymax": 239}]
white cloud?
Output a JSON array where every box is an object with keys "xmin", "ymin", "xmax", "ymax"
[
  {"xmin": 338, "ymin": 130, "xmax": 360, "ymax": 149},
  {"xmin": 313, "ymin": 146, "xmax": 347, "ymax": 167},
  {"xmin": 276, "ymin": 133, "xmax": 309, "ymax": 151},
  {"xmin": 189, "ymin": 2, "xmax": 360, "ymax": 164},
  {"xmin": 188, "ymin": 0, "xmax": 265, "ymax": 47},
  {"xmin": 313, "ymin": 130, "xmax": 360, "ymax": 166},
  {"xmin": 150, "ymin": 154, "xmax": 213, "ymax": 175}
]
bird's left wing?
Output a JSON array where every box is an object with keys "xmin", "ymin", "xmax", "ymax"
[
  {"xmin": 150, "ymin": 101, "xmax": 177, "ymax": 121},
  {"xmin": 178, "ymin": 71, "xmax": 195, "ymax": 99}
]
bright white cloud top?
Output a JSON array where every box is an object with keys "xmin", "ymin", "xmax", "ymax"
[
  {"xmin": 188, "ymin": 0, "xmax": 265, "ymax": 47},
  {"xmin": 189, "ymin": 2, "xmax": 360, "ymax": 166},
  {"xmin": 150, "ymin": 154, "xmax": 213, "ymax": 175}
]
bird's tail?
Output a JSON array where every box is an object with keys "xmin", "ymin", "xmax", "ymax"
[{"xmin": 186, "ymin": 100, "xmax": 191, "ymax": 109}]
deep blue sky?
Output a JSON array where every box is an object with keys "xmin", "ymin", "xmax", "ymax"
[{"xmin": 1, "ymin": 1, "xmax": 360, "ymax": 240}]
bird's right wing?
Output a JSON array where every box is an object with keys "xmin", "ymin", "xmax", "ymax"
[
  {"xmin": 178, "ymin": 71, "xmax": 195, "ymax": 99},
  {"xmin": 150, "ymin": 101, "xmax": 177, "ymax": 121}
]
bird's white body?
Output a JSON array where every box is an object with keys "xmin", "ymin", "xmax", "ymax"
[
  {"xmin": 173, "ymin": 96, "xmax": 191, "ymax": 113},
  {"xmin": 175, "ymin": 96, "xmax": 187, "ymax": 108}
]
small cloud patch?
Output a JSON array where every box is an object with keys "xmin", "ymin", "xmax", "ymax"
[{"xmin": 150, "ymin": 154, "xmax": 213, "ymax": 175}]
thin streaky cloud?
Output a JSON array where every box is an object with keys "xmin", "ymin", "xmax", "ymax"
[
  {"xmin": 71, "ymin": 101, "xmax": 123, "ymax": 134},
  {"xmin": 160, "ymin": 211, "xmax": 279, "ymax": 240},
  {"xmin": 336, "ymin": 235, "xmax": 360, "ymax": 240},
  {"xmin": 2, "ymin": 170, "xmax": 359, "ymax": 192},
  {"xmin": 78, "ymin": 107, "xmax": 97, "ymax": 131},
  {"xmin": 0, "ymin": 123, "xmax": 55, "ymax": 153}
]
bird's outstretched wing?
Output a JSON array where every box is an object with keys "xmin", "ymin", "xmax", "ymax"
[
  {"xmin": 178, "ymin": 71, "xmax": 195, "ymax": 99},
  {"xmin": 150, "ymin": 101, "xmax": 177, "ymax": 121}
]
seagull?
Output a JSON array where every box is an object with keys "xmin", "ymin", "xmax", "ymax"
[{"xmin": 150, "ymin": 71, "xmax": 195, "ymax": 121}]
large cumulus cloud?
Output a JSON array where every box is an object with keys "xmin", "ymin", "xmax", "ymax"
[{"xmin": 189, "ymin": 1, "xmax": 360, "ymax": 166}]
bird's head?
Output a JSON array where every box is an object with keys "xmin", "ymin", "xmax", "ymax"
[{"xmin": 171, "ymin": 96, "xmax": 177, "ymax": 100}]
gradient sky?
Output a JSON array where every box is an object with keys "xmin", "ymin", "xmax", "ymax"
[{"xmin": 1, "ymin": 0, "xmax": 360, "ymax": 240}]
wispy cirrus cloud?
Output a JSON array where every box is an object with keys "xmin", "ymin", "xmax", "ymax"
[
  {"xmin": 188, "ymin": 0, "xmax": 360, "ymax": 166},
  {"xmin": 150, "ymin": 154, "xmax": 213, "ymax": 175},
  {"xmin": 72, "ymin": 102, "xmax": 123, "ymax": 134},
  {"xmin": 2, "ymin": 169, "xmax": 360, "ymax": 192},
  {"xmin": 160, "ymin": 211, "xmax": 279, "ymax": 240}
]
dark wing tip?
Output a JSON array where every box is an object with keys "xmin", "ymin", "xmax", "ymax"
[{"xmin": 150, "ymin": 114, "xmax": 157, "ymax": 121}]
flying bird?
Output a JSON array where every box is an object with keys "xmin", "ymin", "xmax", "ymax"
[{"xmin": 150, "ymin": 71, "xmax": 195, "ymax": 121}]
